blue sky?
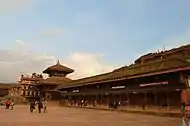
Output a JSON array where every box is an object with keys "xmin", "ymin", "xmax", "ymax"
[{"xmin": 0, "ymin": 0, "xmax": 190, "ymax": 82}]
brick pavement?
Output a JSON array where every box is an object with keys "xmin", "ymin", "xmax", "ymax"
[{"xmin": 0, "ymin": 105, "xmax": 181, "ymax": 126}]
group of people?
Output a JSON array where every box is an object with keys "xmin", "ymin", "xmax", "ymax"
[
  {"xmin": 5, "ymin": 98, "xmax": 15, "ymax": 110},
  {"xmin": 29, "ymin": 98, "xmax": 47, "ymax": 113},
  {"xmin": 108, "ymin": 100, "xmax": 120, "ymax": 109}
]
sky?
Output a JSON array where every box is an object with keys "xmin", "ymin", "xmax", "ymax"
[{"xmin": 0, "ymin": 0, "xmax": 190, "ymax": 83}]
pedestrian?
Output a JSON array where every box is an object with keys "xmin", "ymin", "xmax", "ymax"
[
  {"xmin": 43, "ymin": 99, "xmax": 47, "ymax": 113},
  {"xmin": 10, "ymin": 100, "xmax": 15, "ymax": 110},
  {"xmin": 5, "ymin": 98, "xmax": 11, "ymax": 109},
  {"xmin": 37, "ymin": 99, "xmax": 43, "ymax": 113},
  {"xmin": 142, "ymin": 102, "xmax": 146, "ymax": 110},
  {"xmin": 109, "ymin": 100, "xmax": 113, "ymax": 108},
  {"xmin": 29, "ymin": 99, "xmax": 35, "ymax": 112}
]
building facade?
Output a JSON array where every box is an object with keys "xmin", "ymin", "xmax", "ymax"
[
  {"xmin": 18, "ymin": 73, "xmax": 43, "ymax": 99},
  {"xmin": 56, "ymin": 44, "xmax": 190, "ymax": 109},
  {"xmin": 0, "ymin": 84, "xmax": 17, "ymax": 97}
]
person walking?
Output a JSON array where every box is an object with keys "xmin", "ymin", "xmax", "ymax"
[
  {"xmin": 29, "ymin": 99, "xmax": 35, "ymax": 112},
  {"xmin": 43, "ymin": 99, "xmax": 47, "ymax": 113},
  {"xmin": 37, "ymin": 99, "xmax": 43, "ymax": 113},
  {"xmin": 10, "ymin": 100, "xmax": 15, "ymax": 110},
  {"xmin": 5, "ymin": 98, "xmax": 11, "ymax": 109}
]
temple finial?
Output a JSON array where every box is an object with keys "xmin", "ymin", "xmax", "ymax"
[{"xmin": 57, "ymin": 60, "xmax": 60, "ymax": 65}]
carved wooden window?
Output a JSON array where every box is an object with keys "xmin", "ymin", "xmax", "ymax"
[
  {"xmin": 25, "ymin": 91, "xmax": 28, "ymax": 96},
  {"xmin": 23, "ymin": 91, "xmax": 26, "ymax": 96},
  {"xmin": 30, "ymin": 91, "xmax": 32, "ymax": 96},
  {"xmin": 34, "ymin": 91, "xmax": 36, "ymax": 96},
  {"xmin": 21, "ymin": 90, "xmax": 24, "ymax": 95},
  {"xmin": 26, "ymin": 85, "xmax": 29, "ymax": 89}
]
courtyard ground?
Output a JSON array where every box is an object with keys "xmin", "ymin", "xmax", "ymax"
[{"xmin": 0, "ymin": 105, "xmax": 180, "ymax": 126}]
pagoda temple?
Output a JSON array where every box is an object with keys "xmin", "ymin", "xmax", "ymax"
[{"xmin": 36, "ymin": 60, "xmax": 74, "ymax": 100}]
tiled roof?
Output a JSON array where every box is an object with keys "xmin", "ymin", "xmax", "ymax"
[
  {"xmin": 39, "ymin": 76, "xmax": 72, "ymax": 85},
  {"xmin": 56, "ymin": 58, "xmax": 190, "ymax": 90},
  {"xmin": 43, "ymin": 60, "xmax": 74, "ymax": 74}
]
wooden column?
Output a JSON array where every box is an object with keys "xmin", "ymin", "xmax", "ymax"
[
  {"xmin": 119, "ymin": 94, "xmax": 122, "ymax": 103},
  {"xmin": 89, "ymin": 95, "xmax": 92, "ymax": 105},
  {"xmin": 105, "ymin": 94, "xmax": 108, "ymax": 106},
  {"xmin": 166, "ymin": 91, "xmax": 170, "ymax": 110},
  {"xmin": 127, "ymin": 93, "xmax": 130, "ymax": 106},
  {"xmin": 104, "ymin": 94, "xmax": 107, "ymax": 105},
  {"xmin": 120, "ymin": 93, "xmax": 124, "ymax": 106},
  {"xmin": 100, "ymin": 94, "xmax": 103, "ymax": 105},
  {"xmin": 154, "ymin": 92, "xmax": 158, "ymax": 107},
  {"xmin": 144, "ymin": 92, "xmax": 147, "ymax": 110},
  {"xmin": 95, "ymin": 95, "xmax": 98, "ymax": 106}
]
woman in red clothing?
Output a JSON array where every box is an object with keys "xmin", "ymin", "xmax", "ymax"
[{"xmin": 5, "ymin": 98, "xmax": 11, "ymax": 109}]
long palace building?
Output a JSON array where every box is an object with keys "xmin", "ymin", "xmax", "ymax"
[{"xmin": 55, "ymin": 44, "xmax": 190, "ymax": 109}]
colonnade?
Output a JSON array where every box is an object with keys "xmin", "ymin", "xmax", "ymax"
[{"xmin": 61, "ymin": 90, "xmax": 181, "ymax": 109}]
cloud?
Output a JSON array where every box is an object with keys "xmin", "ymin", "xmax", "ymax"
[
  {"xmin": 39, "ymin": 28, "xmax": 64, "ymax": 37},
  {"xmin": 0, "ymin": 40, "xmax": 116, "ymax": 83},
  {"xmin": 0, "ymin": 0, "xmax": 31, "ymax": 14},
  {"xmin": 0, "ymin": 40, "xmax": 56, "ymax": 82},
  {"xmin": 16, "ymin": 40, "xmax": 27, "ymax": 45},
  {"xmin": 62, "ymin": 52, "xmax": 117, "ymax": 79}
]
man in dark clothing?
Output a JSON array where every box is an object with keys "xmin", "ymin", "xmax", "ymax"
[
  {"xmin": 37, "ymin": 99, "xmax": 43, "ymax": 113},
  {"xmin": 109, "ymin": 100, "xmax": 114, "ymax": 108},
  {"xmin": 29, "ymin": 99, "xmax": 35, "ymax": 112}
]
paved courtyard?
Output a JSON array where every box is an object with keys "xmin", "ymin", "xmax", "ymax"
[{"xmin": 0, "ymin": 105, "xmax": 180, "ymax": 126}]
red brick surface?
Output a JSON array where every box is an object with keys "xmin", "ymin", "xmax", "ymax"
[{"xmin": 0, "ymin": 105, "xmax": 180, "ymax": 126}]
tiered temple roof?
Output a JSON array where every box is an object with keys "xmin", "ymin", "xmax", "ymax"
[
  {"xmin": 39, "ymin": 76, "xmax": 72, "ymax": 85},
  {"xmin": 39, "ymin": 60, "xmax": 73, "ymax": 85},
  {"xmin": 43, "ymin": 60, "xmax": 74, "ymax": 76}
]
